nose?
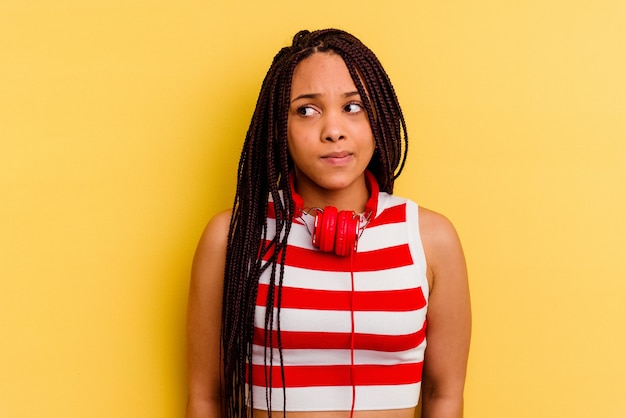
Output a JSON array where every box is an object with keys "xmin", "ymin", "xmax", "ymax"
[{"xmin": 321, "ymin": 111, "xmax": 345, "ymax": 142}]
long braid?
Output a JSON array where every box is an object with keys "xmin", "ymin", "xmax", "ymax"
[{"xmin": 221, "ymin": 28, "xmax": 409, "ymax": 417}]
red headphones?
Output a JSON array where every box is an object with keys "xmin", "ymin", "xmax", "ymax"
[
  {"xmin": 289, "ymin": 171, "xmax": 380, "ymax": 257},
  {"xmin": 311, "ymin": 206, "xmax": 359, "ymax": 257}
]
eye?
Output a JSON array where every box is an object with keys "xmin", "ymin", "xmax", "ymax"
[
  {"xmin": 296, "ymin": 106, "xmax": 317, "ymax": 117},
  {"xmin": 344, "ymin": 102, "xmax": 363, "ymax": 113}
]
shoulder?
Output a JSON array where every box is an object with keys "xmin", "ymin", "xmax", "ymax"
[
  {"xmin": 199, "ymin": 210, "xmax": 231, "ymax": 248},
  {"xmin": 417, "ymin": 206, "xmax": 460, "ymax": 248},
  {"xmin": 188, "ymin": 210, "xmax": 232, "ymax": 324},
  {"xmin": 197, "ymin": 210, "xmax": 231, "ymax": 250},
  {"xmin": 378, "ymin": 194, "xmax": 462, "ymax": 256},
  {"xmin": 192, "ymin": 210, "xmax": 232, "ymax": 282},
  {"xmin": 417, "ymin": 206, "xmax": 466, "ymax": 285}
]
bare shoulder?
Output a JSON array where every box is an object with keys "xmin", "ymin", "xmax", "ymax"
[
  {"xmin": 190, "ymin": 209, "xmax": 232, "ymax": 291},
  {"xmin": 199, "ymin": 210, "xmax": 232, "ymax": 246},
  {"xmin": 194, "ymin": 210, "xmax": 231, "ymax": 262},
  {"xmin": 417, "ymin": 206, "xmax": 466, "ymax": 287},
  {"xmin": 418, "ymin": 207, "xmax": 463, "ymax": 255}
]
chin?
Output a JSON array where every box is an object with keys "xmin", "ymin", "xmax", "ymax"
[{"xmin": 319, "ymin": 172, "xmax": 364, "ymax": 189}]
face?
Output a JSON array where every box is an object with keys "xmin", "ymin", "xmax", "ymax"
[{"xmin": 287, "ymin": 52, "xmax": 375, "ymax": 201}]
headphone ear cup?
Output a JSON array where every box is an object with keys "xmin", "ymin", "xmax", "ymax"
[
  {"xmin": 313, "ymin": 206, "xmax": 338, "ymax": 253},
  {"xmin": 335, "ymin": 211, "xmax": 358, "ymax": 256}
]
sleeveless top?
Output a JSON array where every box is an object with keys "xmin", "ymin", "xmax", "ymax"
[{"xmin": 248, "ymin": 184, "xmax": 429, "ymax": 412}]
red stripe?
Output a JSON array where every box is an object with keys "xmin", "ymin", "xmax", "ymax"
[
  {"xmin": 257, "ymin": 283, "xmax": 426, "ymax": 311},
  {"xmin": 250, "ymin": 362, "xmax": 423, "ymax": 388},
  {"xmin": 253, "ymin": 324, "xmax": 426, "ymax": 352},
  {"xmin": 367, "ymin": 203, "xmax": 406, "ymax": 227},
  {"xmin": 261, "ymin": 243, "xmax": 413, "ymax": 272}
]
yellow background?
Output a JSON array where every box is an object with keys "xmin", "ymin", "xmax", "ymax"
[{"xmin": 2, "ymin": 1, "xmax": 625, "ymax": 417}]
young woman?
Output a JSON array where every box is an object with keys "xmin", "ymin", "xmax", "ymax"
[{"xmin": 186, "ymin": 29, "xmax": 471, "ymax": 418}]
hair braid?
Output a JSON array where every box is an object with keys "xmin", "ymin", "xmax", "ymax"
[{"xmin": 220, "ymin": 28, "xmax": 409, "ymax": 417}]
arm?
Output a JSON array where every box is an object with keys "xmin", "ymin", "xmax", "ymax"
[
  {"xmin": 419, "ymin": 208, "xmax": 471, "ymax": 418},
  {"xmin": 186, "ymin": 211, "xmax": 231, "ymax": 418}
]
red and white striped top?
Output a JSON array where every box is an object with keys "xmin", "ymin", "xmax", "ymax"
[{"xmin": 248, "ymin": 190, "xmax": 429, "ymax": 412}]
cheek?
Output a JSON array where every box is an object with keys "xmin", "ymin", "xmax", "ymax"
[
  {"xmin": 286, "ymin": 118, "xmax": 295, "ymax": 154},
  {"xmin": 361, "ymin": 126, "xmax": 376, "ymax": 150},
  {"xmin": 286, "ymin": 116, "xmax": 298, "ymax": 143},
  {"xmin": 285, "ymin": 131, "xmax": 302, "ymax": 165},
  {"xmin": 286, "ymin": 121, "xmax": 310, "ymax": 150},
  {"xmin": 286, "ymin": 127, "xmax": 295, "ymax": 155}
]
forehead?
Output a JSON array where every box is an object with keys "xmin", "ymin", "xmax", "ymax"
[{"xmin": 290, "ymin": 52, "xmax": 357, "ymax": 96}]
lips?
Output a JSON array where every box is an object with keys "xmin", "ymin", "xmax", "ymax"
[
  {"xmin": 321, "ymin": 151, "xmax": 353, "ymax": 165},
  {"xmin": 322, "ymin": 151, "xmax": 352, "ymax": 158}
]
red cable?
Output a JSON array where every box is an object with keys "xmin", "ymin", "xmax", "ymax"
[{"xmin": 350, "ymin": 251, "xmax": 356, "ymax": 417}]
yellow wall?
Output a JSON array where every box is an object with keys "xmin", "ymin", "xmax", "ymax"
[{"xmin": 2, "ymin": 1, "xmax": 625, "ymax": 417}]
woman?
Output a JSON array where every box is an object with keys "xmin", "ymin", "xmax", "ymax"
[{"xmin": 187, "ymin": 29, "xmax": 471, "ymax": 418}]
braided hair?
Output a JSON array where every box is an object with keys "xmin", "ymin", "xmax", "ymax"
[{"xmin": 221, "ymin": 28, "xmax": 409, "ymax": 417}]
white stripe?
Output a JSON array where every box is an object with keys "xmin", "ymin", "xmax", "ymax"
[
  {"xmin": 259, "ymin": 263, "xmax": 422, "ymax": 292},
  {"xmin": 255, "ymin": 306, "xmax": 427, "ymax": 335},
  {"xmin": 264, "ymin": 218, "xmax": 312, "ymax": 248},
  {"xmin": 251, "ymin": 343, "xmax": 427, "ymax": 366},
  {"xmin": 358, "ymin": 383, "xmax": 421, "ymax": 410},
  {"xmin": 355, "ymin": 267, "xmax": 424, "ymax": 291},
  {"xmin": 356, "ymin": 310, "xmax": 427, "ymax": 334},
  {"xmin": 356, "ymin": 221, "xmax": 410, "ymax": 252},
  {"xmin": 249, "ymin": 383, "xmax": 421, "ymax": 411}
]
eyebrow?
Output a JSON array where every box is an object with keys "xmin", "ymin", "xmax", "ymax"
[{"xmin": 291, "ymin": 91, "xmax": 360, "ymax": 103}]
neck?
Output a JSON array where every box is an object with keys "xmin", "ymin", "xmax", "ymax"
[{"xmin": 289, "ymin": 171, "xmax": 379, "ymax": 215}]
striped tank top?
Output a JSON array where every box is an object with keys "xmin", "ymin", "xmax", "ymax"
[{"xmin": 249, "ymin": 188, "xmax": 429, "ymax": 412}]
